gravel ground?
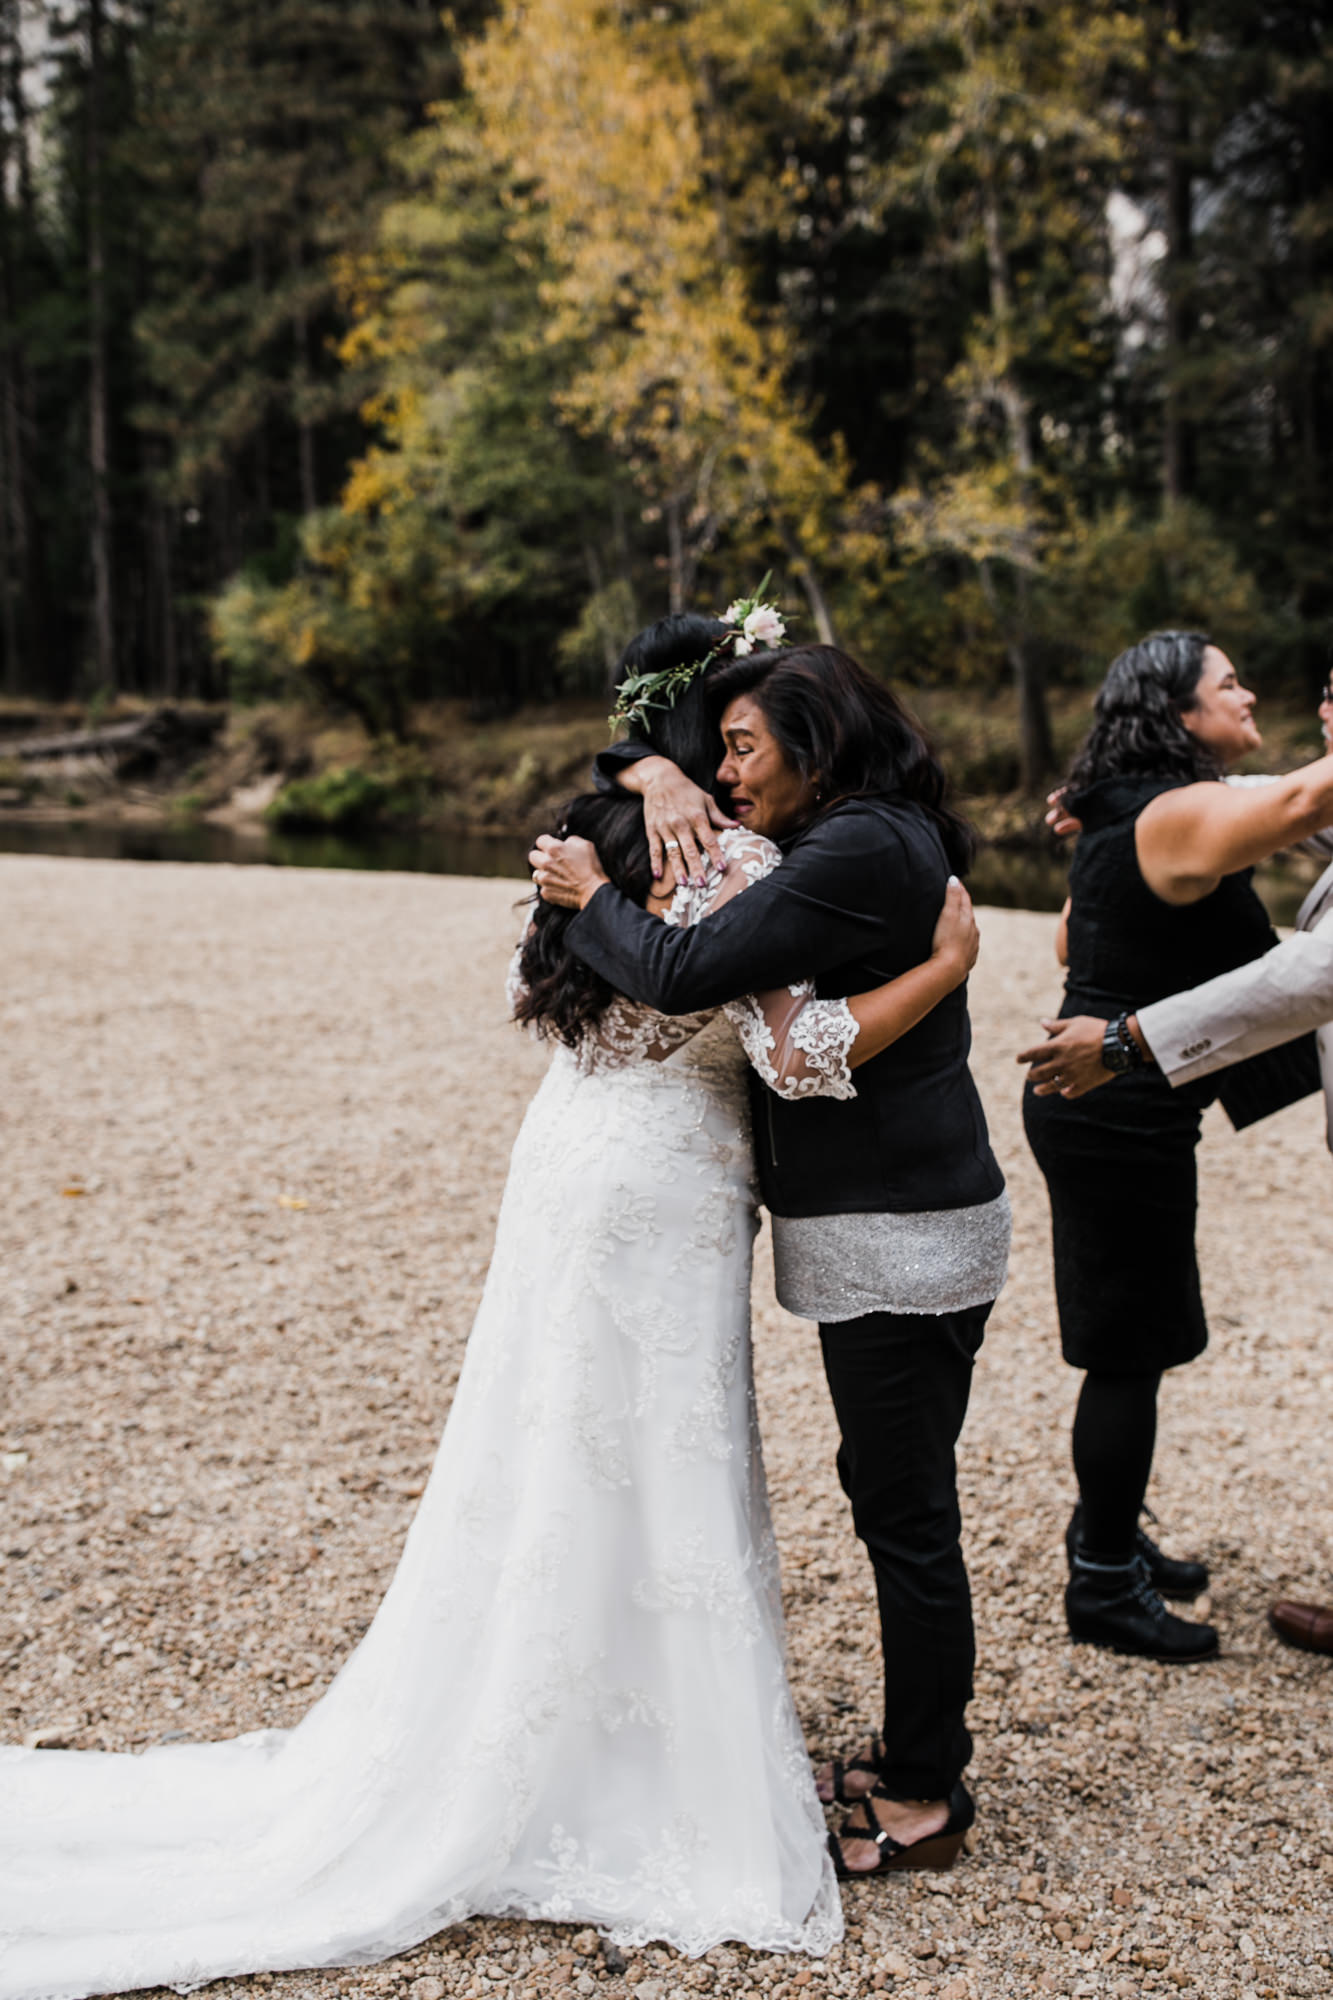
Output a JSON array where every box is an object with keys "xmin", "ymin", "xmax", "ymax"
[{"xmin": 2, "ymin": 856, "xmax": 1330, "ymax": 2000}]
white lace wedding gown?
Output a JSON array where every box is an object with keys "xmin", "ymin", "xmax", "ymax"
[{"xmin": 0, "ymin": 831, "xmax": 855, "ymax": 1999}]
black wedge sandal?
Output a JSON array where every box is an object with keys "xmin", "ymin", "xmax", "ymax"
[
  {"xmin": 828, "ymin": 1778, "xmax": 975, "ymax": 1879},
  {"xmin": 816, "ymin": 1735, "xmax": 887, "ymax": 1806}
]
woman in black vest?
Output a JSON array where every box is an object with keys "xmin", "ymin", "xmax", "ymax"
[
  {"xmin": 534, "ymin": 644, "xmax": 1009, "ymax": 1878},
  {"xmin": 1023, "ymin": 631, "xmax": 1333, "ymax": 1662}
]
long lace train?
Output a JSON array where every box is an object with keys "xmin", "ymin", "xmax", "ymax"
[{"xmin": 0, "ymin": 913, "xmax": 842, "ymax": 1996}]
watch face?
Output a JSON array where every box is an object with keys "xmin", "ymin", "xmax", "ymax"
[{"xmin": 1102, "ymin": 1029, "xmax": 1131, "ymax": 1073}]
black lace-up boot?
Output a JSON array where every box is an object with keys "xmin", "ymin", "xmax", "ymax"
[
  {"xmin": 1065, "ymin": 1552, "xmax": 1219, "ymax": 1662},
  {"xmin": 1066, "ymin": 1505, "xmax": 1209, "ymax": 1602}
]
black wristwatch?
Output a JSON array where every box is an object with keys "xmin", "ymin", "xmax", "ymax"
[{"xmin": 1101, "ymin": 1011, "xmax": 1146, "ymax": 1074}]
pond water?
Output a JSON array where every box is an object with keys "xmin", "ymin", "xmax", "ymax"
[
  {"xmin": 0, "ymin": 818, "xmax": 535, "ymax": 880},
  {"xmin": 0, "ymin": 816, "xmax": 1316, "ymax": 924}
]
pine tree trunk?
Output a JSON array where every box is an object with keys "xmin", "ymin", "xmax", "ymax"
[
  {"xmin": 0, "ymin": 382, "xmax": 16, "ymax": 692},
  {"xmin": 149, "ymin": 461, "xmax": 178, "ymax": 699},
  {"xmin": 611, "ymin": 491, "xmax": 637, "ymax": 637},
  {"xmin": 0, "ymin": 108, "xmax": 18, "ymax": 690},
  {"xmin": 1013, "ymin": 576, "xmax": 1053, "ymax": 789},
  {"xmin": 981, "ymin": 182, "xmax": 1053, "ymax": 788},
  {"xmin": 0, "ymin": 0, "xmax": 36, "ymax": 692},
  {"xmin": 1162, "ymin": 0, "xmax": 1195, "ymax": 506},
  {"xmin": 298, "ymin": 414, "xmax": 317, "ymax": 518},
  {"xmin": 87, "ymin": 0, "xmax": 116, "ymax": 692},
  {"xmin": 581, "ymin": 539, "xmax": 620, "ymax": 686},
  {"xmin": 797, "ymin": 563, "xmax": 837, "ymax": 648},
  {"xmin": 775, "ymin": 525, "xmax": 836, "ymax": 645}
]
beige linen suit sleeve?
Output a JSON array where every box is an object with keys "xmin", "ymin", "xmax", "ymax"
[{"xmin": 1138, "ymin": 913, "xmax": 1333, "ymax": 1085}]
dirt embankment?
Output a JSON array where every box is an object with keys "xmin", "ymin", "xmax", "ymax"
[
  {"xmin": 3, "ymin": 686, "xmax": 1297, "ymax": 847},
  {"xmin": 0, "ymin": 699, "xmax": 618, "ymax": 841}
]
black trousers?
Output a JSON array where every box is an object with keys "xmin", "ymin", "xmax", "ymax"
[{"xmin": 818, "ymin": 1301, "xmax": 991, "ymax": 1800}]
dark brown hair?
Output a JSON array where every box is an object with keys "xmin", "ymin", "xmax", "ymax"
[
  {"xmin": 514, "ymin": 613, "xmax": 731, "ymax": 1048},
  {"xmin": 706, "ymin": 643, "xmax": 975, "ymax": 873},
  {"xmin": 1065, "ymin": 630, "xmax": 1222, "ymax": 796}
]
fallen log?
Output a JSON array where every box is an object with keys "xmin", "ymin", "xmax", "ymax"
[{"xmin": 11, "ymin": 706, "xmax": 222, "ymax": 769}]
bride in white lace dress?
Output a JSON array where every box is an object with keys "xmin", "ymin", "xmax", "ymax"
[{"xmin": 0, "ymin": 620, "xmax": 975, "ymax": 1998}]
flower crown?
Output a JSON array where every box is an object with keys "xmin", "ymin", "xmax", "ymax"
[{"xmin": 608, "ymin": 576, "xmax": 788, "ymax": 737}]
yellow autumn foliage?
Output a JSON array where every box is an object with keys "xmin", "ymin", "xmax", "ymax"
[{"xmin": 464, "ymin": 0, "xmax": 862, "ymax": 629}]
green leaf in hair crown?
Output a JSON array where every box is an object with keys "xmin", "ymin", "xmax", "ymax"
[{"xmin": 607, "ymin": 576, "xmax": 788, "ymax": 736}]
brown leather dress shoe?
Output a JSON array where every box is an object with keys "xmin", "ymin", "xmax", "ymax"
[{"xmin": 1269, "ymin": 1600, "xmax": 1333, "ymax": 1655}]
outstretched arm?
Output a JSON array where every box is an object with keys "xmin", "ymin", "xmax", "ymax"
[
  {"xmin": 1139, "ymin": 920, "xmax": 1333, "ymax": 1084},
  {"xmin": 1137, "ymin": 754, "xmax": 1333, "ymax": 903},
  {"xmin": 1051, "ymin": 774, "xmax": 1333, "ymax": 862},
  {"xmin": 1224, "ymin": 772, "xmax": 1333, "ymax": 861},
  {"xmin": 1018, "ymin": 917, "xmax": 1333, "ymax": 1096}
]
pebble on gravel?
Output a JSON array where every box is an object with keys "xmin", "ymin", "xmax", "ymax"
[{"xmin": 2, "ymin": 861, "xmax": 1330, "ymax": 2000}]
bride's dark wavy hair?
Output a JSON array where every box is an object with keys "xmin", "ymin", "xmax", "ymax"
[
  {"xmin": 514, "ymin": 613, "xmax": 731, "ymax": 1048},
  {"xmin": 1064, "ymin": 630, "xmax": 1223, "ymax": 794},
  {"xmin": 704, "ymin": 643, "xmax": 976, "ymax": 875}
]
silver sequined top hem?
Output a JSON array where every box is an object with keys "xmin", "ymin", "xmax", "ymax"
[{"xmin": 772, "ymin": 1191, "xmax": 1012, "ymax": 1323}]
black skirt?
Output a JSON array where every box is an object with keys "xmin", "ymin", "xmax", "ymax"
[{"xmin": 1022, "ymin": 1071, "xmax": 1207, "ymax": 1374}]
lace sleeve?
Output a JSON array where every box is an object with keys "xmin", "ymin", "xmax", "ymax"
[
  {"xmin": 664, "ymin": 827, "xmax": 784, "ymax": 927},
  {"xmin": 679, "ymin": 830, "xmax": 860, "ymax": 1099},
  {"xmin": 724, "ymin": 987, "xmax": 859, "ymax": 1100}
]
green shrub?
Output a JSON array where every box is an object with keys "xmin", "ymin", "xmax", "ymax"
[
  {"xmin": 210, "ymin": 576, "xmax": 297, "ymax": 707},
  {"xmin": 266, "ymin": 764, "xmax": 410, "ymax": 831},
  {"xmin": 1042, "ymin": 502, "xmax": 1261, "ymax": 679}
]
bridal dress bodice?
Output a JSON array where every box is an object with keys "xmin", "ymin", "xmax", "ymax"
[
  {"xmin": 0, "ymin": 827, "xmax": 844, "ymax": 2000},
  {"xmin": 531, "ymin": 827, "xmax": 860, "ymax": 1106}
]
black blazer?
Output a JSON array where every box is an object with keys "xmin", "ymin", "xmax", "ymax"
[{"xmin": 566, "ymin": 792, "xmax": 1005, "ymax": 1219}]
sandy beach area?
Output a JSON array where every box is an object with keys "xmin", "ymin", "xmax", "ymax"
[{"xmin": 2, "ymin": 855, "xmax": 1330, "ymax": 2000}]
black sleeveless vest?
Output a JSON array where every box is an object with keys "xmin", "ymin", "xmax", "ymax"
[
  {"xmin": 1059, "ymin": 773, "xmax": 1320, "ymax": 1126},
  {"xmin": 1063, "ymin": 775, "xmax": 1278, "ymax": 1016}
]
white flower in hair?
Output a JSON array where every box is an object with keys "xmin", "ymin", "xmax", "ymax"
[
  {"xmin": 722, "ymin": 590, "xmax": 786, "ymax": 655},
  {"xmin": 742, "ymin": 603, "xmax": 786, "ymax": 650},
  {"xmin": 608, "ymin": 574, "xmax": 789, "ymax": 734}
]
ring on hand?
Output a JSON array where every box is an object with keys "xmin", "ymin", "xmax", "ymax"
[{"xmin": 664, "ymin": 839, "xmax": 681, "ymax": 851}]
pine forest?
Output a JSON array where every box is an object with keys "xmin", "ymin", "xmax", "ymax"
[{"xmin": 3, "ymin": 1, "xmax": 1333, "ymax": 788}]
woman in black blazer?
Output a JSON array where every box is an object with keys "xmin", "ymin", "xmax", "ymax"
[{"xmin": 534, "ymin": 644, "xmax": 1009, "ymax": 1878}]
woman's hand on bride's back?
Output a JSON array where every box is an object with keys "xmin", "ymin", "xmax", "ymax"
[
  {"xmin": 530, "ymin": 833, "xmax": 611, "ymax": 910},
  {"xmin": 931, "ymin": 876, "xmax": 980, "ymax": 983}
]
